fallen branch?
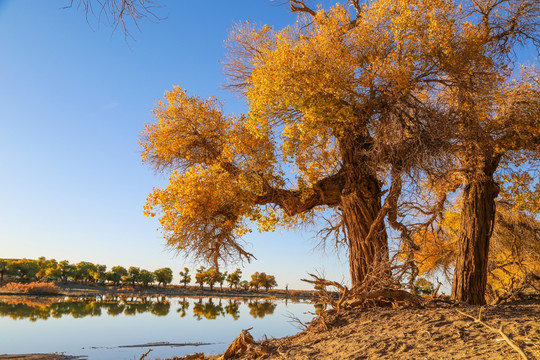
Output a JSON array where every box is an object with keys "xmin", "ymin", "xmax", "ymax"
[{"xmin": 456, "ymin": 309, "xmax": 529, "ymax": 360}]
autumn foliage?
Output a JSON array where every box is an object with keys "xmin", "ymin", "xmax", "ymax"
[{"xmin": 141, "ymin": 0, "xmax": 539, "ymax": 304}]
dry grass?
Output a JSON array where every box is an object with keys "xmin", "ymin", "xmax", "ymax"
[{"xmin": 0, "ymin": 282, "xmax": 62, "ymax": 295}]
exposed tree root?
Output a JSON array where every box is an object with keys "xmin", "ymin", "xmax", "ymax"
[
  {"xmin": 301, "ymin": 274, "xmax": 349, "ymax": 311},
  {"xmin": 302, "ymin": 273, "xmax": 426, "ymax": 313},
  {"xmin": 456, "ymin": 308, "xmax": 529, "ymax": 360},
  {"xmin": 490, "ymin": 274, "xmax": 540, "ymax": 305}
]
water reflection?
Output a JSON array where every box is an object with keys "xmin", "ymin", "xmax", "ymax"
[
  {"xmin": 176, "ymin": 298, "xmax": 190, "ymax": 318},
  {"xmin": 224, "ymin": 299, "xmax": 240, "ymax": 320},
  {"xmin": 0, "ymin": 296, "xmax": 283, "ymax": 321},
  {"xmin": 247, "ymin": 300, "xmax": 277, "ymax": 319},
  {"xmin": 193, "ymin": 298, "xmax": 224, "ymax": 320}
]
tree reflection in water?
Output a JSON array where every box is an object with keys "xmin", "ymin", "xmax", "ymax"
[
  {"xmin": 0, "ymin": 295, "xmax": 172, "ymax": 320},
  {"xmin": 247, "ymin": 300, "xmax": 277, "ymax": 319},
  {"xmin": 176, "ymin": 298, "xmax": 190, "ymax": 318},
  {"xmin": 193, "ymin": 298, "xmax": 224, "ymax": 320},
  {"xmin": 0, "ymin": 296, "xmax": 282, "ymax": 321},
  {"xmin": 225, "ymin": 299, "xmax": 240, "ymax": 320}
]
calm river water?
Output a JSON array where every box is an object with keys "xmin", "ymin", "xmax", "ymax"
[{"xmin": 0, "ymin": 295, "xmax": 315, "ymax": 359}]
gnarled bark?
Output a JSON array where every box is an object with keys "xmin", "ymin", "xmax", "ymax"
[
  {"xmin": 452, "ymin": 157, "xmax": 500, "ymax": 305},
  {"xmin": 342, "ymin": 173, "xmax": 390, "ymax": 288},
  {"xmin": 340, "ymin": 134, "xmax": 390, "ymax": 288}
]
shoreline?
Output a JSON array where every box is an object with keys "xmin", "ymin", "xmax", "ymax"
[
  {"xmin": 0, "ymin": 356, "xmax": 87, "ymax": 360},
  {"xmin": 0, "ymin": 281, "xmax": 316, "ymax": 300}
]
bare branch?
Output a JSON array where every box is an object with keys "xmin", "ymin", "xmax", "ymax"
[{"xmin": 63, "ymin": 0, "xmax": 165, "ymax": 41}]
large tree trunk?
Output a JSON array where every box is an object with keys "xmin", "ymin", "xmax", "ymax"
[
  {"xmin": 452, "ymin": 159, "xmax": 500, "ymax": 305},
  {"xmin": 342, "ymin": 172, "xmax": 390, "ymax": 288},
  {"xmin": 256, "ymin": 134, "xmax": 390, "ymax": 289}
]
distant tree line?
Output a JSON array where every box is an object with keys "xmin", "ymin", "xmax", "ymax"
[
  {"xmin": 0, "ymin": 258, "xmax": 277, "ymax": 291},
  {"xmin": 189, "ymin": 267, "xmax": 277, "ymax": 291},
  {"xmin": 0, "ymin": 257, "xmax": 172, "ymax": 287}
]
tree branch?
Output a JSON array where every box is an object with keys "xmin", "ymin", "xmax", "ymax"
[
  {"xmin": 64, "ymin": 0, "xmax": 165, "ymax": 41},
  {"xmin": 255, "ymin": 171, "xmax": 345, "ymax": 216},
  {"xmin": 289, "ymin": 0, "xmax": 317, "ymax": 16}
]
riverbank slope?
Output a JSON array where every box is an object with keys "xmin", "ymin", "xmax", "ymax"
[{"xmin": 222, "ymin": 297, "xmax": 540, "ymax": 360}]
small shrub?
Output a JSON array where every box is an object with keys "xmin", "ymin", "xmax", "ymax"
[
  {"xmin": 26, "ymin": 282, "xmax": 62, "ymax": 294},
  {"xmin": 1, "ymin": 282, "xmax": 26, "ymax": 293},
  {"xmin": 0, "ymin": 282, "xmax": 61, "ymax": 294}
]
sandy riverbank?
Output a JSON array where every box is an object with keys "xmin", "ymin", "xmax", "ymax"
[
  {"xmin": 221, "ymin": 298, "xmax": 540, "ymax": 360},
  {"xmin": 3, "ymin": 285, "xmax": 538, "ymax": 360}
]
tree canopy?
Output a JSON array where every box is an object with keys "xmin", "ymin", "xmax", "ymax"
[
  {"xmin": 141, "ymin": 0, "xmax": 464, "ymax": 287},
  {"xmin": 141, "ymin": 0, "xmax": 539, "ymax": 303}
]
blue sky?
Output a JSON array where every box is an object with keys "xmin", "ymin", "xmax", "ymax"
[{"xmin": 0, "ymin": 0, "xmax": 350, "ymax": 289}]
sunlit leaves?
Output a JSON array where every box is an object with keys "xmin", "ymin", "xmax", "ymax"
[
  {"xmin": 141, "ymin": 87, "xmax": 286, "ymax": 265},
  {"xmin": 411, "ymin": 210, "xmax": 460, "ymax": 278}
]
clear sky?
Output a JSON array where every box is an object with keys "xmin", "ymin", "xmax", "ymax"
[{"xmin": 0, "ymin": 0, "xmax": 350, "ymax": 289}]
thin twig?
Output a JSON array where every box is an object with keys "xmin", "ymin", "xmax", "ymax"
[{"xmin": 456, "ymin": 309, "xmax": 529, "ymax": 360}]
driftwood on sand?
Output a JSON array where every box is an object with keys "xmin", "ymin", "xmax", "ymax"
[{"xmin": 220, "ymin": 328, "xmax": 272, "ymax": 360}]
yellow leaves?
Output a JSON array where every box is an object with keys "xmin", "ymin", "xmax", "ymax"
[
  {"xmin": 140, "ymin": 86, "xmax": 232, "ymax": 172},
  {"xmin": 141, "ymin": 0, "xmax": 540, "ymax": 274},
  {"xmin": 236, "ymin": 0, "xmax": 468, "ymax": 191},
  {"xmin": 140, "ymin": 86, "xmax": 286, "ymax": 265},
  {"xmin": 490, "ymin": 67, "xmax": 540, "ymax": 154},
  {"xmin": 143, "ymin": 163, "xmax": 257, "ymax": 262},
  {"xmin": 411, "ymin": 210, "xmax": 460, "ymax": 276},
  {"xmin": 242, "ymin": 0, "xmax": 465, "ymax": 144},
  {"xmin": 498, "ymin": 169, "xmax": 540, "ymax": 216},
  {"xmin": 488, "ymin": 203, "xmax": 540, "ymax": 294}
]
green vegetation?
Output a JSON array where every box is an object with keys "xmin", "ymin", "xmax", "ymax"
[
  {"xmin": 0, "ymin": 257, "xmax": 278, "ymax": 292},
  {"xmin": 178, "ymin": 267, "xmax": 191, "ymax": 288},
  {"xmin": 154, "ymin": 267, "xmax": 173, "ymax": 286},
  {"xmin": 226, "ymin": 268, "xmax": 242, "ymax": 289}
]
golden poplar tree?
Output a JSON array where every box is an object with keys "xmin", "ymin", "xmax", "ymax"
[
  {"xmin": 433, "ymin": 0, "xmax": 539, "ymax": 304},
  {"xmin": 140, "ymin": 0, "xmax": 538, "ymax": 298},
  {"xmin": 141, "ymin": 0, "xmax": 461, "ymax": 289},
  {"xmin": 411, "ymin": 69, "xmax": 539, "ymax": 304}
]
